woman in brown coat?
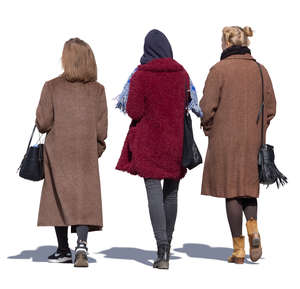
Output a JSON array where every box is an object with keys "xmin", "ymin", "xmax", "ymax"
[
  {"xmin": 36, "ymin": 38, "xmax": 108, "ymax": 267},
  {"xmin": 200, "ymin": 26, "xmax": 276, "ymax": 264}
]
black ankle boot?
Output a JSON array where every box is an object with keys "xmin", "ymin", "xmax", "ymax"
[{"xmin": 153, "ymin": 244, "xmax": 170, "ymax": 269}]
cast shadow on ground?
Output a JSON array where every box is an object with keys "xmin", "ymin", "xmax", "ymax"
[
  {"xmin": 8, "ymin": 245, "xmax": 96, "ymax": 263},
  {"xmin": 97, "ymin": 247, "xmax": 181, "ymax": 267},
  {"xmin": 175, "ymin": 243, "xmax": 260, "ymax": 265}
]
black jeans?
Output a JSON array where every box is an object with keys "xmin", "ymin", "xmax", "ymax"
[
  {"xmin": 55, "ymin": 225, "xmax": 89, "ymax": 250},
  {"xmin": 144, "ymin": 178, "xmax": 179, "ymax": 246}
]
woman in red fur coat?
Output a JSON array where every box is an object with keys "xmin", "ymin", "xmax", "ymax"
[{"xmin": 116, "ymin": 29, "xmax": 202, "ymax": 269}]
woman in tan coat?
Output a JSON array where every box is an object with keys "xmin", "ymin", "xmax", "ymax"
[
  {"xmin": 36, "ymin": 38, "xmax": 108, "ymax": 267},
  {"xmin": 200, "ymin": 26, "xmax": 276, "ymax": 264}
]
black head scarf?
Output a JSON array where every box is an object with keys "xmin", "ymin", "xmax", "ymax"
[{"xmin": 140, "ymin": 29, "xmax": 173, "ymax": 64}]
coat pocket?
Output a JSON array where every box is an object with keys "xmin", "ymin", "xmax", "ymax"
[{"xmin": 127, "ymin": 126, "xmax": 137, "ymax": 161}]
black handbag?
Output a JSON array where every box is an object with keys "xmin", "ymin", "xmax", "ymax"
[
  {"xmin": 182, "ymin": 82, "xmax": 202, "ymax": 170},
  {"xmin": 255, "ymin": 62, "xmax": 287, "ymax": 187},
  {"xmin": 18, "ymin": 125, "xmax": 44, "ymax": 181}
]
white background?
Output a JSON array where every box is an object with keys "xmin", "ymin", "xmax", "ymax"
[{"xmin": 0, "ymin": 0, "xmax": 298, "ymax": 288}]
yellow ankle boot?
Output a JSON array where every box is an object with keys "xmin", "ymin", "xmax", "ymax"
[
  {"xmin": 228, "ymin": 236, "xmax": 245, "ymax": 264},
  {"xmin": 246, "ymin": 218, "xmax": 262, "ymax": 262}
]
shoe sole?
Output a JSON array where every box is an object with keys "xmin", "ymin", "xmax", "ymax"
[
  {"xmin": 153, "ymin": 261, "xmax": 169, "ymax": 269},
  {"xmin": 228, "ymin": 257, "xmax": 244, "ymax": 264},
  {"xmin": 74, "ymin": 252, "xmax": 88, "ymax": 267},
  {"xmin": 250, "ymin": 237, "xmax": 262, "ymax": 262},
  {"xmin": 48, "ymin": 258, "xmax": 72, "ymax": 264}
]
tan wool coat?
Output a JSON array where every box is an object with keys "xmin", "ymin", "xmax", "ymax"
[
  {"xmin": 200, "ymin": 54, "xmax": 276, "ymax": 198},
  {"xmin": 36, "ymin": 76, "xmax": 108, "ymax": 232}
]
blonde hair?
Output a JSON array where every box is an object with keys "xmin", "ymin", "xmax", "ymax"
[
  {"xmin": 62, "ymin": 38, "xmax": 97, "ymax": 83},
  {"xmin": 222, "ymin": 26, "xmax": 253, "ymax": 47}
]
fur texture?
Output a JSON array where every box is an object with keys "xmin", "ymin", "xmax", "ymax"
[
  {"xmin": 116, "ymin": 70, "xmax": 202, "ymax": 117},
  {"xmin": 116, "ymin": 58, "xmax": 188, "ymax": 180}
]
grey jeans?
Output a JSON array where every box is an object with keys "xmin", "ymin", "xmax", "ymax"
[{"xmin": 144, "ymin": 178, "xmax": 180, "ymax": 246}]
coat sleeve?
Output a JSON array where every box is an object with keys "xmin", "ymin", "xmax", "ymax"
[
  {"xmin": 199, "ymin": 67, "xmax": 222, "ymax": 136},
  {"xmin": 96, "ymin": 85, "xmax": 108, "ymax": 158},
  {"xmin": 263, "ymin": 68, "xmax": 276, "ymax": 126},
  {"xmin": 126, "ymin": 71, "xmax": 144, "ymax": 121},
  {"xmin": 36, "ymin": 81, "xmax": 54, "ymax": 133}
]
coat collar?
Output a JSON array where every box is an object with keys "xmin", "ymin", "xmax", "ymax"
[
  {"xmin": 138, "ymin": 58, "xmax": 183, "ymax": 72},
  {"xmin": 223, "ymin": 53, "xmax": 255, "ymax": 61}
]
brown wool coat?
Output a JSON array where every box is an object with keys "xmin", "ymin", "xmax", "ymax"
[
  {"xmin": 36, "ymin": 76, "xmax": 108, "ymax": 232},
  {"xmin": 200, "ymin": 54, "xmax": 276, "ymax": 198}
]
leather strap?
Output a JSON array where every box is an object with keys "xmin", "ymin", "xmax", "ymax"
[
  {"xmin": 255, "ymin": 62, "xmax": 265, "ymax": 146},
  {"xmin": 26, "ymin": 124, "xmax": 37, "ymax": 154},
  {"xmin": 185, "ymin": 76, "xmax": 191, "ymax": 111}
]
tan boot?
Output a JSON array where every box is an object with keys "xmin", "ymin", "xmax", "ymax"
[
  {"xmin": 228, "ymin": 236, "xmax": 245, "ymax": 264},
  {"xmin": 246, "ymin": 218, "xmax": 262, "ymax": 262}
]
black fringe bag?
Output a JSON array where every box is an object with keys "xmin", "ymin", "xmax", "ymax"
[{"xmin": 256, "ymin": 62, "xmax": 287, "ymax": 188}]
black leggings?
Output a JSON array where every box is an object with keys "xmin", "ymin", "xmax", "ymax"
[
  {"xmin": 226, "ymin": 198, "xmax": 257, "ymax": 238},
  {"xmin": 144, "ymin": 178, "xmax": 179, "ymax": 246},
  {"xmin": 55, "ymin": 225, "xmax": 89, "ymax": 250}
]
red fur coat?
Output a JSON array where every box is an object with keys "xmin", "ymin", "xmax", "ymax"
[{"xmin": 116, "ymin": 58, "xmax": 188, "ymax": 180}]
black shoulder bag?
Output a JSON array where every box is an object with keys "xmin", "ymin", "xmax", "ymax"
[
  {"xmin": 182, "ymin": 81, "xmax": 202, "ymax": 170},
  {"xmin": 256, "ymin": 62, "xmax": 287, "ymax": 188},
  {"xmin": 18, "ymin": 125, "xmax": 44, "ymax": 181}
]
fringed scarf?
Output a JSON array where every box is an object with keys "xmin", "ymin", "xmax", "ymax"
[{"xmin": 115, "ymin": 68, "xmax": 137, "ymax": 113}]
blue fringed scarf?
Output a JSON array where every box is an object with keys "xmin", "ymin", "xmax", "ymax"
[
  {"xmin": 188, "ymin": 79, "xmax": 203, "ymax": 117},
  {"xmin": 115, "ymin": 68, "xmax": 137, "ymax": 113},
  {"xmin": 115, "ymin": 69, "xmax": 203, "ymax": 118}
]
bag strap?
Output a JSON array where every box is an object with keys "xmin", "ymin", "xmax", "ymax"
[
  {"xmin": 26, "ymin": 124, "xmax": 37, "ymax": 153},
  {"xmin": 255, "ymin": 61, "xmax": 265, "ymax": 146},
  {"xmin": 184, "ymin": 75, "xmax": 191, "ymax": 111}
]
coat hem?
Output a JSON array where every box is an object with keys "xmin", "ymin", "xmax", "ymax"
[
  {"xmin": 116, "ymin": 166, "xmax": 185, "ymax": 180},
  {"xmin": 37, "ymin": 223, "xmax": 103, "ymax": 232},
  {"xmin": 201, "ymin": 192, "xmax": 259, "ymax": 199}
]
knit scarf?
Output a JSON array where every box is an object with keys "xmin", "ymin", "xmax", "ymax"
[{"xmin": 221, "ymin": 45, "xmax": 251, "ymax": 60}]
